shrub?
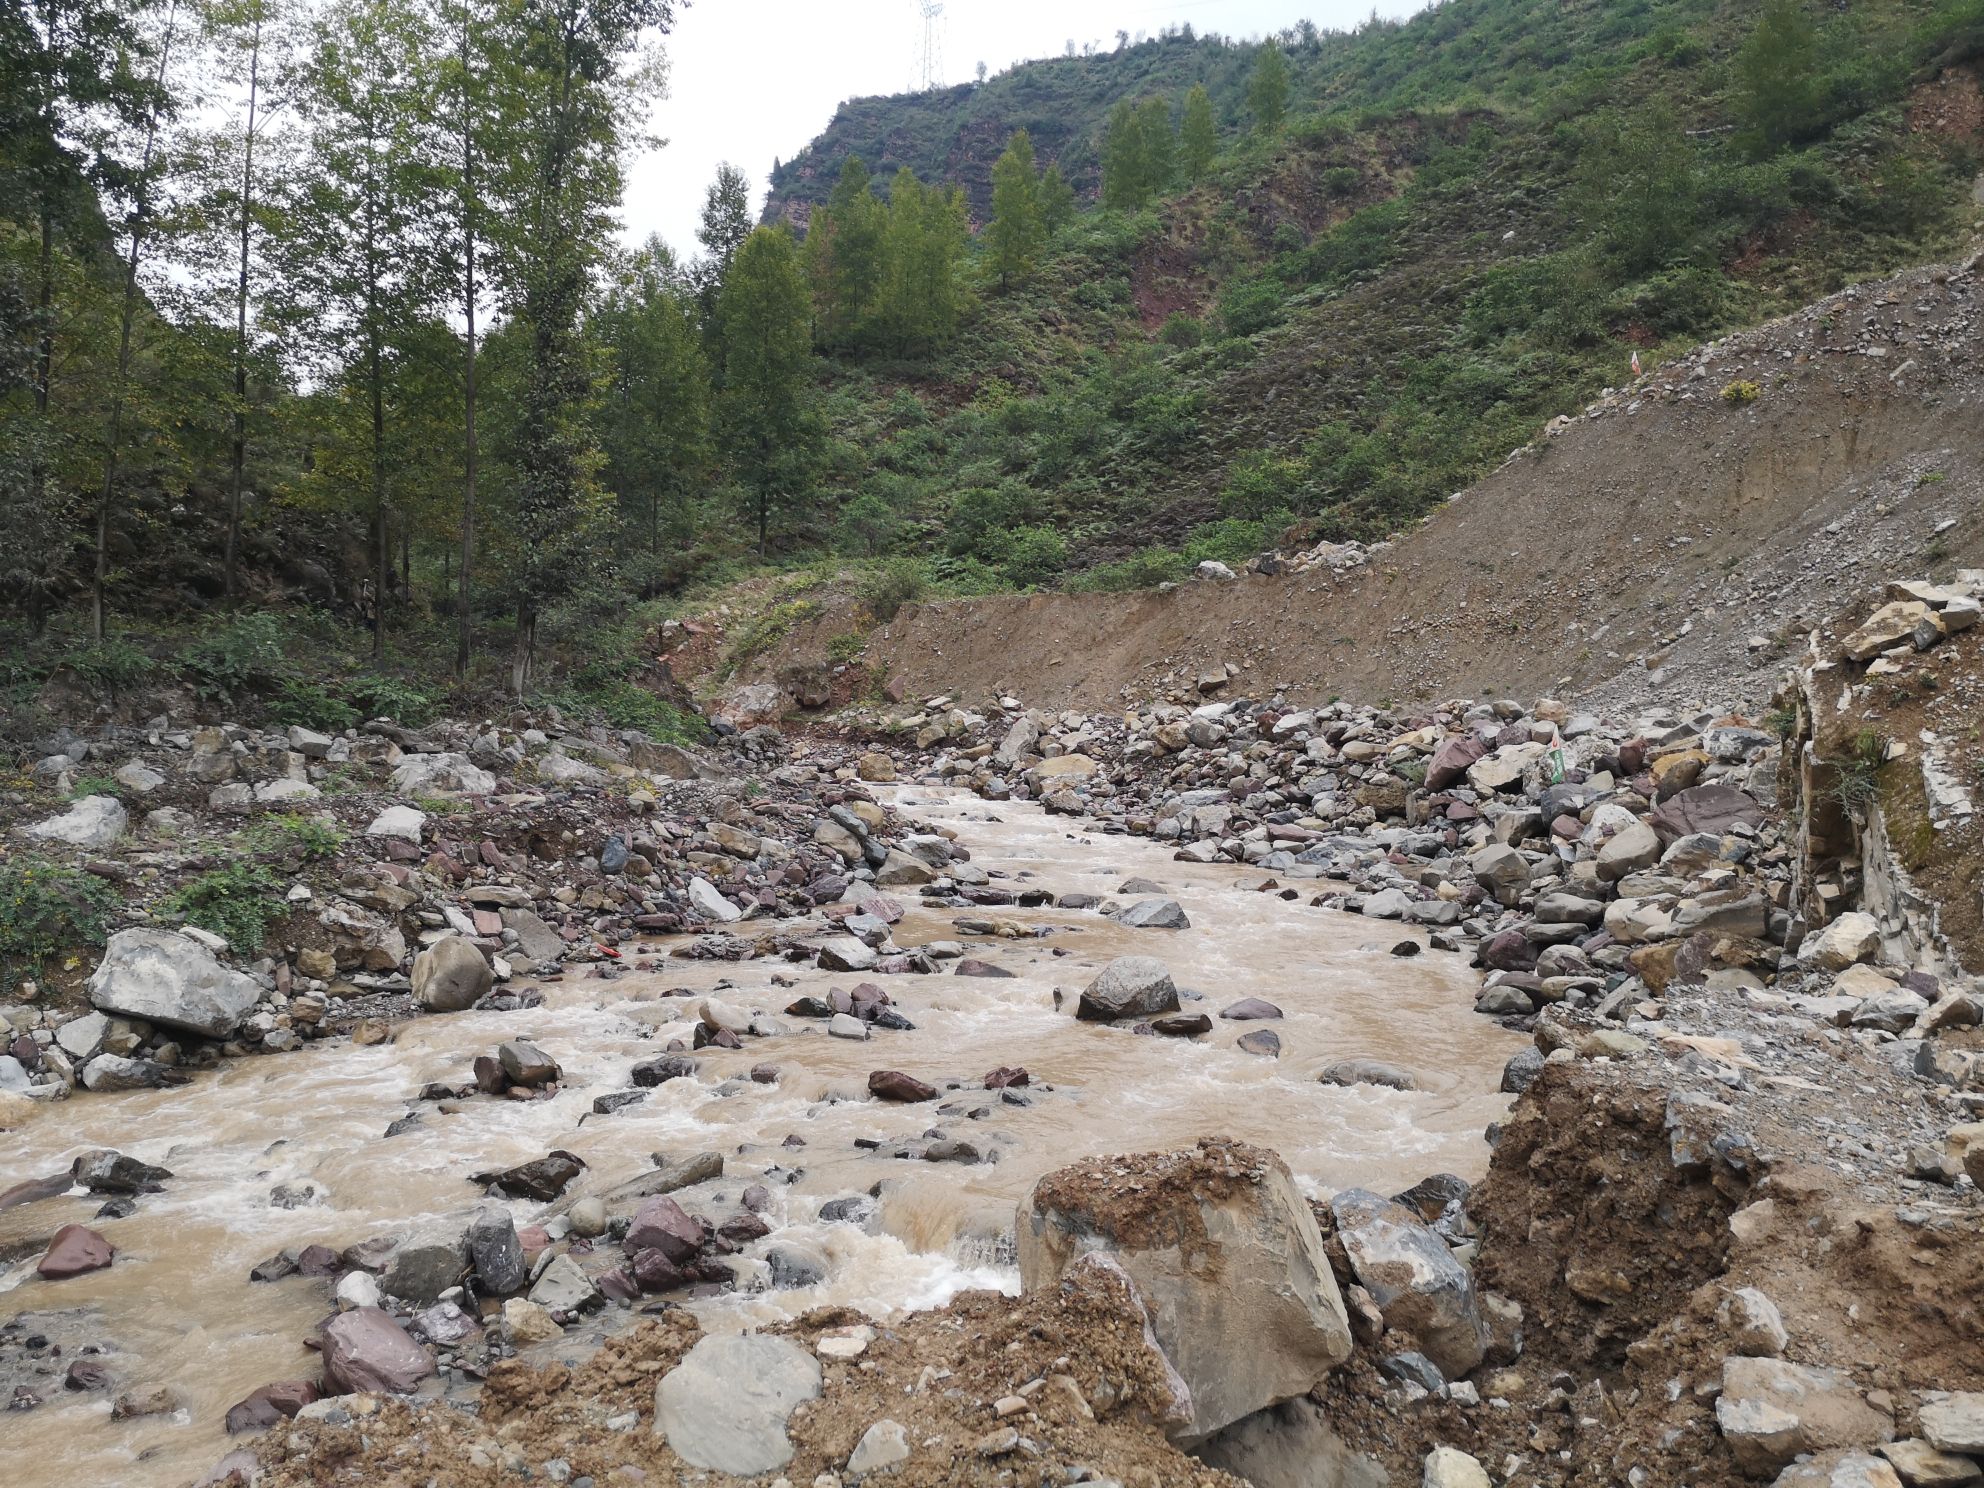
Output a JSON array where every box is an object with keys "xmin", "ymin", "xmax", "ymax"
[
  {"xmin": 68, "ymin": 774, "xmax": 123, "ymax": 800},
  {"xmin": 826, "ymin": 632, "xmax": 867, "ymax": 664},
  {"xmin": 162, "ymin": 863, "xmax": 283, "ymax": 952},
  {"xmin": 859, "ymin": 560, "xmax": 926, "ymax": 621},
  {"xmin": 1158, "ymin": 313, "xmax": 1204, "ymax": 349},
  {"xmin": 344, "ymin": 674, "xmax": 438, "ymax": 726},
  {"xmin": 63, "ymin": 638, "xmax": 155, "ymax": 694},
  {"xmin": 269, "ymin": 679, "xmax": 360, "ymax": 734},
  {"xmin": 178, "ymin": 613, "xmax": 288, "ymax": 700},
  {"xmin": 1067, "ymin": 547, "xmax": 1190, "ymax": 592},
  {"xmin": 1722, "ymin": 379, "xmax": 1761, "ymax": 404},
  {"xmin": 999, "ymin": 526, "xmax": 1068, "ymax": 588},
  {"xmin": 1217, "ymin": 276, "xmax": 1286, "ymax": 337},
  {"xmin": 249, "ymin": 813, "xmax": 347, "ymax": 861},
  {"xmin": 0, "ymin": 857, "xmax": 120, "ymax": 982}
]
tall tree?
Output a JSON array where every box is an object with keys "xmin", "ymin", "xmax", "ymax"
[
  {"xmin": 693, "ymin": 158, "xmax": 750, "ymax": 340},
  {"xmin": 279, "ymin": 0, "xmax": 440, "ymax": 660},
  {"xmin": 807, "ymin": 155, "xmax": 882, "ymax": 347},
  {"xmin": 598, "ymin": 238, "xmax": 709, "ymax": 561},
  {"xmin": 718, "ymin": 225, "xmax": 813, "ymax": 554},
  {"xmin": 208, "ymin": 0, "xmax": 276, "ymax": 599},
  {"xmin": 434, "ymin": 0, "xmax": 497, "ymax": 676},
  {"xmin": 875, "ymin": 167, "xmax": 966, "ymax": 352},
  {"xmin": 987, "ymin": 128, "xmax": 1043, "ymax": 288},
  {"xmin": 1038, "ymin": 161, "xmax": 1075, "ymax": 234},
  {"xmin": 1248, "ymin": 37, "xmax": 1289, "ymax": 134},
  {"xmin": 2, "ymin": 0, "xmax": 165, "ymax": 626},
  {"xmin": 1100, "ymin": 98, "xmax": 1144, "ymax": 209},
  {"xmin": 91, "ymin": 0, "xmax": 185, "ymax": 641},
  {"xmin": 1732, "ymin": 0, "xmax": 1820, "ymax": 154},
  {"xmin": 1181, "ymin": 82, "xmax": 1216, "ymax": 181},
  {"xmin": 1134, "ymin": 94, "xmax": 1175, "ymax": 196},
  {"xmin": 481, "ymin": 0, "xmax": 676, "ymax": 694}
]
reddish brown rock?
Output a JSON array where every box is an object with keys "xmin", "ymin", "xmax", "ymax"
[
  {"xmin": 625, "ymin": 1195, "xmax": 704, "ymax": 1262},
  {"xmin": 983, "ymin": 1066, "xmax": 1030, "ymax": 1089},
  {"xmin": 868, "ymin": 1070, "xmax": 937, "ymax": 1102},
  {"xmin": 321, "ymin": 1307, "xmax": 435, "ymax": 1395},
  {"xmin": 37, "ymin": 1224, "xmax": 113, "ymax": 1280}
]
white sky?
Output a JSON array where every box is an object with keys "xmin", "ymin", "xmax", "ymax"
[{"xmin": 625, "ymin": 0, "xmax": 1431, "ymax": 256}]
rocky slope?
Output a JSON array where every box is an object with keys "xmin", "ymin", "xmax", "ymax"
[{"xmin": 724, "ymin": 247, "xmax": 1984, "ymax": 723}]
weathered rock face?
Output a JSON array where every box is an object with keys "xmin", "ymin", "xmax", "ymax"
[
  {"xmin": 87, "ymin": 928, "xmax": 262, "ymax": 1038},
  {"xmin": 653, "ymin": 1333, "xmax": 822, "ymax": 1476},
  {"xmin": 1076, "ymin": 957, "xmax": 1181, "ymax": 1022},
  {"xmin": 1016, "ymin": 1138, "xmax": 1352, "ymax": 1444},
  {"xmin": 1329, "ymin": 1188, "xmax": 1489, "ymax": 1379},
  {"xmin": 321, "ymin": 1308, "xmax": 436, "ymax": 1394},
  {"xmin": 411, "ymin": 935, "xmax": 491, "ymax": 1012}
]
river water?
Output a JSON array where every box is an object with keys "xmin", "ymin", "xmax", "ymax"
[{"xmin": 0, "ymin": 786, "xmax": 1519, "ymax": 1485}]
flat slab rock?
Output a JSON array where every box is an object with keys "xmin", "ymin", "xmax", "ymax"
[{"xmin": 653, "ymin": 1333, "xmax": 821, "ymax": 1476}]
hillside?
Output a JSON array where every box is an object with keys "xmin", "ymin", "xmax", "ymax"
[
  {"xmin": 764, "ymin": 0, "xmax": 1984, "ymax": 599},
  {"xmin": 703, "ymin": 247, "xmax": 1984, "ymax": 715}
]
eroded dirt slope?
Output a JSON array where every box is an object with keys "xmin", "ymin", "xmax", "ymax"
[{"xmin": 821, "ymin": 250, "xmax": 1984, "ymax": 716}]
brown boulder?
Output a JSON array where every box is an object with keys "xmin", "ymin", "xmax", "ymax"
[
  {"xmin": 625, "ymin": 1195, "xmax": 704, "ymax": 1262},
  {"xmin": 38, "ymin": 1224, "xmax": 114, "ymax": 1280},
  {"xmin": 321, "ymin": 1307, "xmax": 435, "ymax": 1395},
  {"xmin": 869, "ymin": 1070, "xmax": 937, "ymax": 1102}
]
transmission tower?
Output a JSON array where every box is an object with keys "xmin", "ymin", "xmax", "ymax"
[{"xmin": 915, "ymin": 1, "xmax": 945, "ymax": 91}]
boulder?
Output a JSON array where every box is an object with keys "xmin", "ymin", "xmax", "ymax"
[
  {"xmin": 1649, "ymin": 784, "xmax": 1766, "ymax": 844},
  {"xmin": 321, "ymin": 1307, "xmax": 436, "ymax": 1394},
  {"xmin": 847, "ymin": 1419, "xmax": 911, "ymax": 1476},
  {"xmin": 1196, "ymin": 1398, "xmax": 1389, "ymax": 1488},
  {"xmin": 1716, "ymin": 1357, "xmax": 1893, "ymax": 1475},
  {"xmin": 1119, "ymin": 898, "xmax": 1191, "ymax": 930},
  {"xmin": 364, "ymin": 805, "xmax": 427, "ymax": 843},
  {"xmin": 383, "ymin": 1228, "xmax": 468, "ymax": 1304},
  {"xmin": 1921, "ymin": 1394, "xmax": 1984, "ymax": 1455},
  {"xmin": 389, "ymin": 753, "xmax": 496, "ymax": 795},
  {"xmin": 869, "ymin": 1070, "xmax": 937, "ymax": 1102},
  {"xmin": 1330, "ymin": 1189, "xmax": 1489, "ymax": 1379},
  {"xmin": 1016, "ymin": 1139, "xmax": 1352, "ymax": 1444},
  {"xmin": 1077, "ymin": 957, "xmax": 1181, "ymax": 1022},
  {"xmin": 1797, "ymin": 913, "xmax": 1882, "ymax": 972},
  {"xmin": 411, "ymin": 936, "xmax": 491, "ymax": 1012},
  {"xmin": 1423, "ymin": 1447, "xmax": 1494, "ymax": 1488},
  {"xmin": 467, "ymin": 1208, "xmax": 527, "ymax": 1294},
  {"xmin": 1771, "ymin": 1454, "xmax": 1904, "ymax": 1488},
  {"xmin": 626, "ymin": 1195, "xmax": 704, "ymax": 1262},
  {"xmin": 1721, "ymin": 1287, "xmax": 1789, "ymax": 1357},
  {"xmin": 528, "ymin": 1254, "xmax": 599, "ymax": 1313},
  {"xmin": 498, "ymin": 1041, "xmax": 559, "ymax": 1086},
  {"xmin": 24, "ymin": 795, "xmax": 128, "ymax": 848},
  {"xmin": 1320, "ymin": 1059, "xmax": 1418, "ymax": 1092},
  {"xmin": 87, "ymin": 928, "xmax": 261, "ymax": 1038},
  {"xmin": 687, "ymin": 877, "xmax": 743, "ymax": 923},
  {"xmin": 1877, "ymin": 1439, "xmax": 1982, "ymax": 1486},
  {"xmin": 1595, "ymin": 820, "xmax": 1662, "ymax": 882},
  {"xmin": 653, "ymin": 1333, "xmax": 822, "ymax": 1476},
  {"xmin": 37, "ymin": 1223, "xmax": 114, "ymax": 1280},
  {"xmin": 1843, "ymin": 601, "xmax": 1931, "ymax": 661}
]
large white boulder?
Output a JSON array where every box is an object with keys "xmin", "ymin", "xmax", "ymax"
[
  {"xmin": 24, "ymin": 795, "xmax": 128, "ymax": 849},
  {"xmin": 87, "ymin": 928, "xmax": 261, "ymax": 1038}
]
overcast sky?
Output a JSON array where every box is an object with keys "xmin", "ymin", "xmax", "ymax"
[{"xmin": 625, "ymin": 0, "xmax": 1430, "ymax": 257}]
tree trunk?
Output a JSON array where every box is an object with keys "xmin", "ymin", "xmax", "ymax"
[
  {"xmin": 456, "ymin": 16, "xmax": 478, "ymax": 679},
  {"xmin": 511, "ymin": 597, "xmax": 534, "ymax": 699},
  {"xmin": 224, "ymin": 4, "xmax": 262, "ymax": 598},
  {"xmin": 370, "ymin": 339, "xmax": 386, "ymax": 661},
  {"xmin": 93, "ymin": 0, "xmax": 182, "ymax": 643}
]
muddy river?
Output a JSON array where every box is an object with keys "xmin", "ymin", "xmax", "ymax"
[{"xmin": 0, "ymin": 786, "xmax": 1520, "ymax": 1485}]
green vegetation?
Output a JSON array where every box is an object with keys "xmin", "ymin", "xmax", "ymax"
[
  {"xmin": 248, "ymin": 813, "xmax": 348, "ymax": 861},
  {"xmin": 0, "ymin": 857, "xmax": 121, "ymax": 981},
  {"xmin": 7, "ymin": 0, "xmax": 1982, "ymax": 683},
  {"xmin": 162, "ymin": 862, "xmax": 284, "ymax": 951}
]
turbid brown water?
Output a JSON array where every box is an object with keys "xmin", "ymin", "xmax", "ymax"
[{"xmin": 0, "ymin": 786, "xmax": 1519, "ymax": 1485}]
